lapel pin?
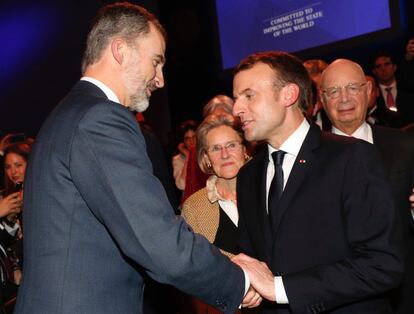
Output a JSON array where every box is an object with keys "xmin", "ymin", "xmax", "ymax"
[{"xmin": 299, "ymin": 159, "xmax": 306, "ymax": 164}]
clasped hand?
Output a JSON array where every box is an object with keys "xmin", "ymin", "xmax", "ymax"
[{"xmin": 232, "ymin": 253, "xmax": 276, "ymax": 308}]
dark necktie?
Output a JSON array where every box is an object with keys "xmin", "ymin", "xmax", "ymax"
[{"xmin": 268, "ymin": 150, "xmax": 286, "ymax": 225}]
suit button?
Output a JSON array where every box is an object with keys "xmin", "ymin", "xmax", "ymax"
[{"xmin": 215, "ymin": 299, "xmax": 227, "ymax": 311}]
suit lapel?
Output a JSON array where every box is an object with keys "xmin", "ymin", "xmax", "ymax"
[
  {"xmin": 246, "ymin": 148, "xmax": 273, "ymax": 263},
  {"xmin": 272, "ymin": 124, "xmax": 321, "ymax": 235}
]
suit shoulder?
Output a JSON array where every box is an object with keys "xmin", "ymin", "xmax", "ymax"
[
  {"xmin": 319, "ymin": 131, "xmax": 367, "ymax": 151},
  {"xmin": 320, "ymin": 131, "xmax": 357, "ymax": 145},
  {"xmin": 373, "ymin": 125, "xmax": 414, "ymax": 149}
]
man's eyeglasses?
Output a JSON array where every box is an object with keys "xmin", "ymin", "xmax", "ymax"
[
  {"xmin": 207, "ymin": 141, "xmax": 242, "ymax": 155},
  {"xmin": 321, "ymin": 82, "xmax": 367, "ymax": 99}
]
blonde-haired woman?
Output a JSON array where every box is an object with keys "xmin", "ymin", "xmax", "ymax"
[{"xmin": 180, "ymin": 113, "xmax": 249, "ymax": 314}]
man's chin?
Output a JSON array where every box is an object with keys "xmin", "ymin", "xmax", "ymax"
[
  {"xmin": 136, "ymin": 102, "xmax": 149, "ymax": 113},
  {"xmin": 129, "ymin": 97, "xmax": 149, "ymax": 112}
]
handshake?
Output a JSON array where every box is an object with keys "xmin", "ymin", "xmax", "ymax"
[{"xmin": 232, "ymin": 253, "xmax": 277, "ymax": 308}]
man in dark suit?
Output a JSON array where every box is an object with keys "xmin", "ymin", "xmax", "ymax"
[
  {"xmin": 14, "ymin": 3, "xmax": 251, "ymax": 313},
  {"xmin": 372, "ymin": 52, "xmax": 414, "ymax": 128},
  {"xmin": 321, "ymin": 59, "xmax": 414, "ymax": 314},
  {"xmin": 231, "ymin": 52, "xmax": 403, "ymax": 313}
]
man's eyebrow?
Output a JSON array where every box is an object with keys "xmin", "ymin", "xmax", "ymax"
[{"xmin": 234, "ymin": 88, "xmax": 253, "ymax": 98}]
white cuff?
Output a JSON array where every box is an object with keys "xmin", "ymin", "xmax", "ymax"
[
  {"xmin": 274, "ymin": 276, "xmax": 289, "ymax": 304},
  {"xmin": 243, "ymin": 268, "xmax": 250, "ymax": 295}
]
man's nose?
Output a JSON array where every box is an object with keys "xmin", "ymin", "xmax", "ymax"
[
  {"xmin": 233, "ymin": 99, "xmax": 242, "ymax": 117},
  {"xmin": 339, "ymin": 87, "xmax": 349, "ymax": 102},
  {"xmin": 154, "ymin": 70, "xmax": 164, "ymax": 89}
]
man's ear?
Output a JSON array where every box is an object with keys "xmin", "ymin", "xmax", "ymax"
[
  {"xmin": 366, "ymin": 79, "xmax": 373, "ymax": 99},
  {"xmin": 111, "ymin": 38, "xmax": 126, "ymax": 65},
  {"xmin": 282, "ymin": 83, "xmax": 300, "ymax": 107}
]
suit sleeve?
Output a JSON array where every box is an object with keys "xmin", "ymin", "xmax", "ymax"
[
  {"xmin": 69, "ymin": 103, "xmax": 244, "ymax": 313},
  {"xmin": 283, "ymin": 141, "xmax": 404, "ymax": 313}
]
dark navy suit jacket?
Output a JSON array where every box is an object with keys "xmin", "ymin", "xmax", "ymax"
[
  {"xmin": 15, "ymin": 81, "xmax": 244, "ymax": 313},
  {"xmin": 237, "ymin": 124, "xmax": 403, "ymax": 314}
]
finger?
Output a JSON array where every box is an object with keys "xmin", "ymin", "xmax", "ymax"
[
  {"xmin": 247, "ymin": 296, "xmax": 262, "ymax": 308},
  {"xmin": 243, "ymin": 292, "xmax": 262, "ymax": 308}
]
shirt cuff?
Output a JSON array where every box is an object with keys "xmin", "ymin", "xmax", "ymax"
[
  {"xmin": 274, "ymin": 276, "xmax": 289, "ymax": 304},
  {"xmin": 243, "ymin": 268, "xmax": 250, "ymax": 295},
  {"xmin": 238, "ymin": 269, "xmax": 251, "ymax": 309}
]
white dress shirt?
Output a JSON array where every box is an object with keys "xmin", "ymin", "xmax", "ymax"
[
  {"xmin": 266, "ymin": 118, "xmax": 310, "ymax": 304},
  {"xmin": 332, "ymin": 122, "xmax": 373, "ymax": 144}
]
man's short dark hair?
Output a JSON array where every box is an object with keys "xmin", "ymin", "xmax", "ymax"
[
  {"xmin": 234, "ymin": 51, "xmax": 312, "ymax": 113},
  {"xmin": 373, "ymin": 51, "xmax": 396, "ymax": 68}
]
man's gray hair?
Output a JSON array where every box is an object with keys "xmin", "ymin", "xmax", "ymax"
[{"xmin": 81, "ymin": 2, "xmax": 166, "ymax": 74}]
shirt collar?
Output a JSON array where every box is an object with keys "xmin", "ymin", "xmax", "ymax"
[
  {"xmin": 206, "ymin": 175, "xmax": 221, "ymax": 203},
  {"xmin": 379, "ymin": 80, "xmax": 396, "ymax": 91},
  {"xmin": 332, "ymin": 122, "xmax": 373, "ymax": 144},
  {"xmin": 267, "ymin": 118, "xmax": 310, "ymax": 160},
  {"xmin": 81, "ymin": 77, "xmax": 120, "ymax": 104},
  {"xmin": 206, "ymin": 175, "xmax": 236, "ymax": 204}
]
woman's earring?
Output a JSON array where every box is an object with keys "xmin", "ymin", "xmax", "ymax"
[
  {"xmin": 245, "ymin": 154, "xmax": 250, "ymax": 161},
  {"xmin": 207, "ymin": 162, "xmax": 212, "ymax": 168}
]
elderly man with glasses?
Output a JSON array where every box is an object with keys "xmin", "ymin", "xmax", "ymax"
[{"xmin": 321, "ymin": 59, "xmax": 414, "ymax": 314}]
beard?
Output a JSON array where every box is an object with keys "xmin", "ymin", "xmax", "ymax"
[
  {"xmin": 123, "ymin": 59, "xmax": 157, "ymax": 112},
  {"xmin": 128, "ymin": 84, "xmax": 150, "ymax": 112}
]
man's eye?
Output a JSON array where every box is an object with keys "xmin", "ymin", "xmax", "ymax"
[{"xmin": 327, "ymin": 89, "xmax": 338, "ymax": 96}]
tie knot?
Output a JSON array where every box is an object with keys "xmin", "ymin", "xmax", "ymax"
[{"xmin": 272, "ymin": 150, "xmax": 286, "ymax": 166}]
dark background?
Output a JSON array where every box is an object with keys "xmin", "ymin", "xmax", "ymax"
[{"xmin": 1, "ymin": 0, "xmax": 413, "ymax": 145}]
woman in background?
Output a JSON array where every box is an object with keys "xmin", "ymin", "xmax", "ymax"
[
  {"xmin": 180, "ymin": 114, "xmax": 250, "ymax": 313},
  {"xmin": 0, "ymin": 140, "xmax": 32, "ymax": 312},
  {"xmin": 172, "ymin": 119, "xmax": 199, "ymax": 192}
]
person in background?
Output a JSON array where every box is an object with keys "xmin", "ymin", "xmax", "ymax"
[
  {"xmin": 14, "ymin": 3, "xmax": 254, "ymax": 313},
  {"xmin": 176, "ymin": 95, "xmax": 237, "ymax": 206},
  {"xmin": 180, "ymin": 113, "xmax": 250, "ymax": 314},
  {"xmin": 365, "ymin": 75, "xmax": 383, "ymax": 125},
  {"xmin": 182, "ymin": 114, "xmax": 248, "ymax": 257},
  {"xmin": 321, "ymin": 58, "xmax": 414, "ymax": 314},
  {"xmin": 302, "ymin": 59, "xmax": 330, "ymax": 129},
  {"xmin": 372, "ymin": 51, "xmax": 414, "ymax": 127},
  {"xmin": 231, "ymin": 51, "xmax": 403, "ymax": 313},
  {"xmin": 202, "ymin": 95, "xmax": 234, "ymax": 117},
  {"xmin": 1, "ymin": 142, "xmax": 32, "ymax": 269},
  {"xmin": 0, "ymin": 135, "xmax": 27, "ymax": 191},
  {"xmin": 0, "ymin": 141, "xmax": 32, "ymax": 313},
  {"xmin": 172, "ymin": 120, "xmax": 199, "ymax": 191}
]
